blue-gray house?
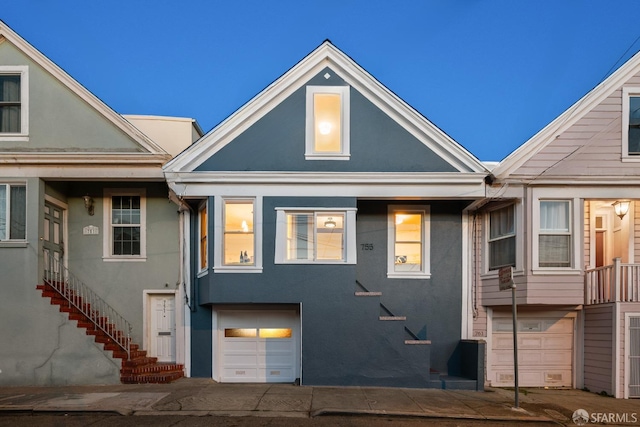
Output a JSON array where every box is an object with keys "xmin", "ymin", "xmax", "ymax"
[{"xmin": 164, "ymin": 41, "xmax": 489, "ymax": 388}]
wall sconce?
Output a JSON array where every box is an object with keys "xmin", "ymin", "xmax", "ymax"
[
  {"xmin": 612, "ymin": 200, "xmax": 630, "ymax": 219},
  {"xmin": 82, "ymin": 194, "xmax": 94, "ymax": 216},
  {"xmin": 324, "ymin": 217, "xmax": 336, "ymax": 228}
]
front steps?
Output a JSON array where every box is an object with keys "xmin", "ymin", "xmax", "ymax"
[{"xmin": 37, "ymin": 283, "xmax": 184, "ymax": 384}]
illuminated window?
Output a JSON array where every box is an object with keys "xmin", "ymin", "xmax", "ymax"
[
  {"xmin": 214, "ymin": 197, "xmax": 262, "ymax": 273},
  {"xmin": 305, "ymin": 86, "xmax": 350, "ymax": 160},
  {"xmin": 224, "ymin": 328, "xmax": 256, "ymax": 338},
  {"xmin": 198, "ymin": 202, "xmax": 207, "ymax": 271},
  {"xmin": 275, "ymin": 208, "xmax": 357, "ymax": 264},
  {"xmin": 387, "ymin": 206, "xmax": 430, "ymax": 279},
  {"xmin": 103, "ymin": 189, "xmax": 146, "ymax": 260},
  {"xmin": 0, "ymin": 66, "xmax": 28, "ymax": 139},
  {"xmin": 259, "ymin": 328, "xmax": 292, "ymax": 338}
]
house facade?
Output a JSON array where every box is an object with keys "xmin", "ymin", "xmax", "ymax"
[
  {"xmin": 471, "ymin": 50, "xmax": 640, "ymax": 398},
  {"xmin": 164, "ymin": 41, "xmax": 489, "ymax": 388},
  {"xmin": 0, "ymin": 22, "xmax": 199, "ymax": 385}
]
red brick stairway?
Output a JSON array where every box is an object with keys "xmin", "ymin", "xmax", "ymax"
[{"xmin": 37, "ymin": 282, "xmax": 184, "ymax": 384}]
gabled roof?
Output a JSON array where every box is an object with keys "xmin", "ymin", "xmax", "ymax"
[
  {"xmin": 164, "ymin": 40, "xmax": 488, "ymax": 174},
  {"xmin": 0, "ymin": 20, "xmax": 169, "ymax": 160},
  {"xmin": 492, "ymin": 49, "xmax": 640, "ymax": 179}
]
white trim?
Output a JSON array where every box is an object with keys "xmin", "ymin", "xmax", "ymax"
[
  {"xmin": 180, "ymin": 209, "xmax": 192, "ymax": 377},
  {"xmin": 485, "ymin": 202, "xmax": 518, "ymax": 273},
  {"xmin": 213, "ymin": 196, "xmax": 263, "ymax": 273},
  {"xmin": 163, "ymin": 41, "xmax": 487, "ymax": 174},
  {"xmin": 387, "ymin": 205, "xmax": 431, "ymax": 279},
  {"xmin": 0, "ymin": 182, "xmax": 28, "ymax": 242},
  {"xmin": 622, "ymin": 87, "xmax": 640, "ymax": 161},
  {"xmin": 624, "ymin": 312, "xmax": 640, "ymax": 399},
  {"xmin": 274, "ymin": 207, "xmax": 357, "ymax": 264},
  {"xmin": 102, "ymin": 188, "xmax": 147, "ymax": 261},
  {"xmin": 305, "ymin": 85, "xmax": 350, "ymax": 160},
  {"xmin": 0, "ymin": 66, "xmax": 29, "ymax": 140},
  {"xmin": 461, "ymin": 211, "xmax": 470, "ymax": 339},
  {"xmin": 614, "ymin": 302, "xmax": 621, "ymax": 398},
  {"xmin": 143, "ymin": 290, "xmax": 180, "ymax": 364}
]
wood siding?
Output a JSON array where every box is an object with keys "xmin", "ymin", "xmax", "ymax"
[
  {"xmin": 512, "ymin": 73, "xmax": 640, "ymax": 178},
  {"xmin": 584, "ymin": 304, "xmax": 614, "ymax": 395}
]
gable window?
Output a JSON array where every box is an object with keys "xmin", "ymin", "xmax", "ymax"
[
  {"xmin": 387, "ymin": 205, "xmax": 431, "ymax": 279},
  {"xmin": 103, "ymin": 189, "xmax": 146, "ymax": 260},
  {"xmin": 488, "ymin": 204, "xmax": 516, "ymax": 270},
  {"xmin": 0, "ymin": 66, "xmax": 28, "ymax": 139},
  {"xmin": 539, "ymin": 200, "xmax": 571, "ymax": 268},
  {"xmin": 0, "ymin": 184, "xmax": 26, "ymax": 241},
  {"xmin": 214, "ymin": 197, "xmax": 262, "ymax": 273},
  {"xmin": 622, "ymin": 88, "xmax": 640, "ymax": 159},
  {"xmin": 305, "ymin": 86, "xmax": 350, "ymax": 160},
  {"xmin": 198, "ymin": 201, "xmax": 208, "ymax": 272},
  {"xmin": 275, "ymin": 208, "xmax": 356, "ymax": 264}
]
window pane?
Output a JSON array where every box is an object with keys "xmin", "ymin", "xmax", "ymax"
[
  {"xmin": 629, "ymin": 96, "xmax": 640, "ymax": 154},
  {"xmin": 286, "ymin": 213, "xmax": 313, "ymax": 260},
  {"xmin": 199, "ymin": 205, "xmax": 207, "ymax": 270},
  {"xmin": 0, "ymin": 106, "xmax": 20, "ymax": 133},
  {"xmin": 223, "ymin": 200, "xmax": 254, "ymax": 265},
  {"xmin": 539, "ymin": 235, "xmax": 570, "ymax": 267},
  {"xmin": 0, "ymin": 76, "xmax": 20, "ymax": 102},
  {"xmin": 314, "ymin": 93, "xmax": 341, "ymax": 153},
  {"xmin": 489, "ymin": 205, "xmax": 514, "ymax": 239},
  {"xmin": 396, "ymin": 213, "xmax": 421, "ymax": 242},
  {"xmin": 259, "ymin": 328, "xmax": 292, "ymax": 338},
  {"xmin": 0, "ymin": 185, "xmax": 6, "ymax": 240},
  {"xmin": 112, "ymin": 226, "xmax": 141, "ymax": 255},
  {"xmin": 540, "ymin": 201, "xmax": 569, "ymax": 231},
  {"xmin": 225, "ymin": 328, "xmax": 256, "ymax": 338},
  {"xmin": 316, "ymin": 213, "xmax": 344, "ymax": 260},
  {"xmin": 394, "ymin": 213, "xmax": 422, "ymax": 272},
  {"xmin": 489, "ymin": 236, "xmax": 515, "ymax": 270}
]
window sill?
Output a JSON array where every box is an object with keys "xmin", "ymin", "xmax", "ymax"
[
  {"xmin": 275, "ymin": 260, "xmax": 354, "ymax": 265},
  {"xmin": 197, "ymin": 269, "xmax": 209, "ymax": 278},
  {"xmin": 0, "ymin": 135, "xmax": 29, "ymax": 142},
  {"xmin": 621, "ymin": 155, "xmax": 640, "ymax": 162},
  {"xmin": 214, "ymin": 266, "xmax": 263, "ymax": 274},
  {"xmin": 387, "ymin": 273, "xmax": 431, "ymax": 280},
  {"xmin": 531, "ymin": 268, "xmax": 581, "ymax": 276},
  {"xmin": 103, "ymin": 256, "xmax": 147, "ymax": 262},
  {"xmin": 0, "ymin": 241, "xmax": 28, "ymax": 248},
  {"xmin": 304, "ymin": 154, "xmax": 350, "ymax": 161}
]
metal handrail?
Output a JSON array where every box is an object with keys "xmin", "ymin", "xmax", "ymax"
[{"xmin": 43, "ymin": 252, "xmax": 131, "ymax": 358}]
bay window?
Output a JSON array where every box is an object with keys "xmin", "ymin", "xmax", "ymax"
[{"xmin": 488, "ymin": 204, "xmax": 516, "ymax": 270}]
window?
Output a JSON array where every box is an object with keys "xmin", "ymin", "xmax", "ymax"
[
  {"xmin": 103, "ymin": 189, "xmax": 146, "ymax": 260},
  {"xmin": 198, "ymin": 201, "xmax": 208, "ymax": 272},
  {"xmin": 214, "ymin": 197, "xmax": 262, "ymax": 273},
  {"xmin": 275, "ymin": 208, "xmax": 357, "ymax": 264},
  {"xmin": 305, "ymin": 86, "xmax": 350, "ymax": 160},
  {"xmin": 539, "ymin": 200, "xmax": 571, "ymax": 268},
  {"xmin": 629, "ymin": 95, "xmax": 640, "ymax": 155},
  {"xmin": 387, "ymin": 205, "xmax": 430, "ymax": 278},
  {"xmin": 488, "ymin": 205, "xmax": 515, "ymax": 270},
  {"xmin": 0, "ymin": 66, "xmax": 28, "ymax": 139},
  {"xmin": 0, "ymin": 184, "xmax": 26, "ymax": 241}
]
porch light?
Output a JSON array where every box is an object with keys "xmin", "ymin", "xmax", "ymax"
[
  {"xmin": 613, "ymin": 200, "xmax": 630, "ymax": 219},
  {"xmin": 324, "ymin": 217, "xmax": 337, "ymax": 228},
  {"xmin": 82, "ymin": 194, "xmax": 94, "ymax": 216}
]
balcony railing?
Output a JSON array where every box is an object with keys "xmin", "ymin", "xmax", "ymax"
[{"xmin": 585, "ymin": 258, "xmax": 640, "ymax": 304}]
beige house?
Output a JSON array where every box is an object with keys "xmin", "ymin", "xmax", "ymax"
[{"xmin": 469, "ymin": 50, "xmax": 640, "ymax": 398}]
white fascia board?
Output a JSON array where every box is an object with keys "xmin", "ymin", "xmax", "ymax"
[
  {"xmin": 0, "ymin": 23, "xmax": 168, "ymax": 156},
  {"xmin": 165, "ymin": 41, "xmax": 489, "ymax": 175},
  {"xmin": 501, "ymin": 176, "xmax": 640, "ymax": 186},
  {"xmin": 1, "ymin": 166, "xmax": 166, "ymax": 180},
  {"xmin": 0, "ymin": 152, "xmax": 170, "ymax": 165},
  {"xmin": 493, "ymin": 50, "xmax": 640, "ymax": 179}
]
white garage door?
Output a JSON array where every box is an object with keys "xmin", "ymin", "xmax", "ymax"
[
  {"xmin": 218, "ymin": 310, "xmax": 299, "ymax": 383},
  {"xmin": 492, "ymin": 314, "xmax": 573, "ymax": 387}
]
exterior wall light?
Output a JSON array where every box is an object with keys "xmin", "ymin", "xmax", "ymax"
[
  {"xmin": 324, "ymin": 217, "xmax": 336, "ymax": 228},
  {"xmin": 83, "ymin": 194, "xmax": 95, "ymax": 216},
  {"xmin": 612, "ymin": 200, "xmax": 630, "ymax": 219}
]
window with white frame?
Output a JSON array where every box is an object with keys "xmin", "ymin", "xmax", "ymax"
[
  {"xmin": 103, "ymin": 189, "xmax": 146, "ymax": 260},
  {"xmin": 305, "ymin": 85, "xmax": 350, "ymax": 160},
  {"xmin": 275, "ymin": 208, "xmax": 357, "ymax": 264},
  {"xmin": 538, "ymin": 200, "xmax": 571, "ymax": 268},
  {"xmin": 488, "ymin": 204, "xmax": 516, "ymax": 270},
  {"xmin": 0, "ymin": 66, "xmax": 29, "ymax": 139},
  {"xmin": 0, "ymin": 183, "xmax": 26, "ymax": 241},
  {"xmin": 198, "ymin": 201, "xmax": 208, "ymax": 272},
  {"xmin": 214, "ymin": 197, "xmax": 262, "ymax": 272},
  {"xmin": 622, "ymin": 88, "xmax": 640, "ymax": 159},
  {"xmin": 387, "ymin": 205, "xmax": 430, "ymax": 278}
]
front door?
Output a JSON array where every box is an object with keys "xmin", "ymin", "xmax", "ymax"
[
  {"xmin": 43, "ymin": 201, "xmax": 64, "ymax": 273},
  {"xmin": 149, "ymin": 294, "xmax": 176, "ymax": 363}
]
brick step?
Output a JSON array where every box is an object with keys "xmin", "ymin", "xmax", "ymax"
[
  {"xmin": 121, "ymin": 370, "xmax": 184, "ymax": 384},
  {"xmin": 122, "ymin": 356, "xmax": 159, "ymax": 367},
  {"xmin": 121, "ymin": 363, "xmax": 184, "ymax": 375}
]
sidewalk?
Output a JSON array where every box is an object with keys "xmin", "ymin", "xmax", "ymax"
[{"xmin": 0, "ymin": 378, "xmax": 638, "ymax": 424}]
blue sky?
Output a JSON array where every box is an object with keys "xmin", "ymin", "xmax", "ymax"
[{"xmin": 3, "ymin": 1, "xmax": 640, "ymax": 161}]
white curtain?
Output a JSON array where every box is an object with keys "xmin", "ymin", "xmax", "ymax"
[
  {"xmin": 539, "ymin": 201, "xmax": 570, "ymax": 267},
  {"xmin": 9, "ymin": 186, "xmax": 26, "ymax": 240}
]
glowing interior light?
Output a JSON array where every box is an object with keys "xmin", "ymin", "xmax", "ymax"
[
  {"xmin": 241, "ymin": 220, "xmax": 249, "ymax": 232},
  {"xmin": 318, "ymin": 121, "xmax": 332, "ymax": 135}
]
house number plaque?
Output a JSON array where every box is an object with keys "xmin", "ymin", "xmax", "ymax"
[{"xmin": 360, "ymin": 244, "xmax": 374, "ymax": 250}]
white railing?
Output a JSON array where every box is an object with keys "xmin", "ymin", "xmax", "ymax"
[
  {"xmin": 585, "ymin": 258, "xmax": 640, "ymax": 304},
  {"xmin": 43, "ymin": 252, "xmax": 131, "ymax": 358}
]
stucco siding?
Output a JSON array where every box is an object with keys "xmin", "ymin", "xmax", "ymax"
[{"xmin": 583, "ymin": 304, "xmax": 614, "ymax": 395}]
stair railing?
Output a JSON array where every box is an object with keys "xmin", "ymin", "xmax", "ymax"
[{"xmin": 43, "ymin": 251, "xmax": 131, "ymax": 359}]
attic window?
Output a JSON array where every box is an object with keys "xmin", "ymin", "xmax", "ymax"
[
  {"xmin": 0, "ymin": 66, "xmax": 29, "ymax": 140},
  {"xmin": 305, "ymin": 86, "xmax": 350, "ymax": 160},
  {"xmin": 622, "ymin": 87, "xmax": 640, "ymax": 160}
]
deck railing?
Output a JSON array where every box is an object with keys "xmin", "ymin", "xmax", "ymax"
[
  {"xmin": 585, "ymin": 258, "xmax": 640, "ymax": 304},
  {"xmin": 43, "ymin": 251, "xmax": 131, "ymax": 358}
]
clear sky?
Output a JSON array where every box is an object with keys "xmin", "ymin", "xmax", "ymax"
[{"xmin": 3, "ymin": 1, "xmax": 640, "ymax": 161}]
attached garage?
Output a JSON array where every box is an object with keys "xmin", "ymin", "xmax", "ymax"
[
  {"xmin": 214, "ymin": 309, "xmax": 300, "ymax": 383},
  {"xmin": 491, "ymin": 311, "xmax": 575, "ymax": 388}
]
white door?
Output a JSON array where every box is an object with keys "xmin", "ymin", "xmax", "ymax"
[
  {"xmin": 218, "ymin": 310, "xmax": 299, "ymax": 383},
  {"xmin": 43, "ymin": 201, "xmax": 64, "ymax": 274},
  {"xmin": 492, "ymin": 314, "xmax": 573, "ymax": 387},
  {"xmin": 149, "ymin": 294, "xmax": 176, "ymax": 363}
]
